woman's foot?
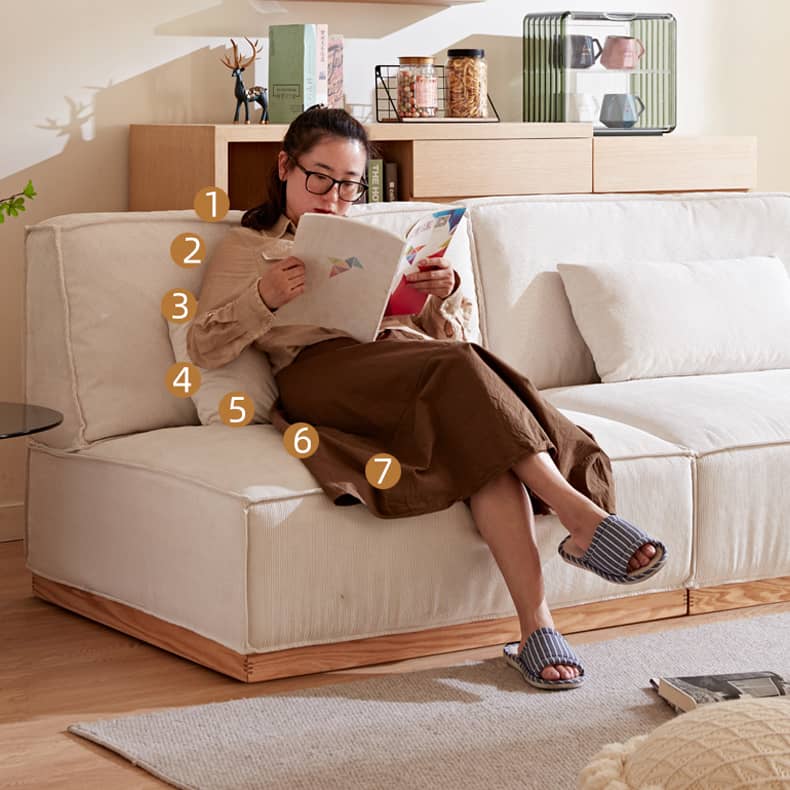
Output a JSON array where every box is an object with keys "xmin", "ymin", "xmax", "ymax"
[
  {"xmin": 517, "ymin": 604, "xmax": 580, "ymax": 682},
  {"xmin": 560, "ymin": 503, "xmax": 657, "ymax": 572}
]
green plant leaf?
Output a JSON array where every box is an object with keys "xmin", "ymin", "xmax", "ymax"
[{"xmin": 23, "ymin": 180, "xmax": 36, "ymax": 199}]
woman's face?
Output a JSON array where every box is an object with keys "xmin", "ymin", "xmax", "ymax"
[{"xmin": 278, "ymin": 136, "xmax": 368, "ymax": 226}]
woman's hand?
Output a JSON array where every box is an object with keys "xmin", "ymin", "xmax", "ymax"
[
  {"xmin": 258, "ymin": 256, "xmax": 305, "ymax": 310},
  {"xmin": 406, "ymin": 257, "xmax": 456, "ymax": 300}
]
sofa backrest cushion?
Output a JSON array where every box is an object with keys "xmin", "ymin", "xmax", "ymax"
[
  {"xmin": 458, "ymin": 192, "xmax": 790, "ymax": 390},
  {"xmin": 25, "ymin": 204, "xmax": 481, "ymax": 450},
  {"xmin": 557, "ymin": 256, "xmax": 790, "ymax": 382}
]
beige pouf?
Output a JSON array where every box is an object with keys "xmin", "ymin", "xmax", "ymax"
[{"xmin": 579, "ymin": 697, "xmax": 790, "ymax": 789}]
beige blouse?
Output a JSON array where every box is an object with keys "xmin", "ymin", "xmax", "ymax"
[{"xmin": 187, "ymin": 214, "xmax": 476, "ymax": 376}]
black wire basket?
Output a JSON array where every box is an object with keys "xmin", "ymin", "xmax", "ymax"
[{"xmin": 375, "ymin": 65, "xmax": 500, "ymax": 123}]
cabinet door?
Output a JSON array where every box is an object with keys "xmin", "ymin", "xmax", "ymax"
[
  {"xmin": 594, "ymin": 137, "xmax": 757, "ymax": 193},
  {"xmin": 410, "ymin": 138, "xmax": 592, "ymax": 199}
]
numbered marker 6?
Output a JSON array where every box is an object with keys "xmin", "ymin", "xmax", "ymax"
[
  {"xmin": 166, "ymin": 362, "xmax": 202, "ymax": 398},
  {"xmin": 219, "ymin": 392, "xmax": 255, "ymax": 427},
  {"xmin": 161, "ymin": 289, "xmax": 197, "ymax": 323},
  {"xmin": 283, "ymin": 422, "xmax": 320, "ymax": 459}
]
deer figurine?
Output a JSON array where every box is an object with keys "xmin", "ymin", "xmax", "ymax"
[{"xmin": 221, "ymin": 38, "xmax": 268, "ymax": 124}]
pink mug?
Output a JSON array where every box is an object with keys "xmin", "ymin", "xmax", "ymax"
[{"xmin": 600, "ymin": 36, "xmax": 645, "ymax": 70}]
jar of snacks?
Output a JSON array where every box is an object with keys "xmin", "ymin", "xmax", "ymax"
[
  {"xmin": 446, "ymin": 48, "xmax": 488, "ymax": 118},
  {"xmin": 397, "ymin": 57, "xmax": 438, "ymax": 118}
]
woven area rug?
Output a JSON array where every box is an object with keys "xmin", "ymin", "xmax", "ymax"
[{"xmin": 68, "ymin": 611, "xmax": 790, "ymax": 790}]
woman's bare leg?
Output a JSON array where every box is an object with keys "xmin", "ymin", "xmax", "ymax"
[
  {"xmin": 469, "ymin": 470, "xmax": 579, "ymax": 682},
  {"xmin": 512, "ymin": 451, "xmax": 656, "ymax": 571}
]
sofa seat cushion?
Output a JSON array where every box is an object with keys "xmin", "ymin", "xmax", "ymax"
[
  {"xmin": 542, "ymin": 370, "xmax": 790, "ymax": 586},
  {"xmin": 26, "ymin": 416, "xmax": 692, "ymax": 654}
]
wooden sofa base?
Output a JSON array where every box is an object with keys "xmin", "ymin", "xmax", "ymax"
[{"xmin": 31, "ymin": 574, "xmax": 790, "ymax": 683}]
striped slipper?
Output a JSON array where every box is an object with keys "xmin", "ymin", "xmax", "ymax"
[
  {"xmin": 503, "ymin": 627, "xmax": 585, "ymax": 690},
  {"xmin": 558, "ymin": 514, "xmax": 668, "ymax": 585}
]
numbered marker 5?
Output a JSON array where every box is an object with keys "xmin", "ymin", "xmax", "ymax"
[
  {"xmin": 194, "ymin": 187, "xmax": 230, "ymax": 222},
  {"xmin": 170, "ymin": 233, "xmax": 205, "ymax": 268},
  {"xmin": 283, "ymin": 422, "xmax": 320, "ymax": 459},
  {"xmin": 166, "ymin": 362, "xmax": 202, "ymax": 398},
  {"xmin": 161, "ymin": 289, "xmax": 197, "ymax": 323},
  {"xmin": 365, "ymin": 453, "xmax": 402, "ymax": 490},
  {"xmin": 219, "ymin": 392, "xmax": 254, "ymax": 427}
]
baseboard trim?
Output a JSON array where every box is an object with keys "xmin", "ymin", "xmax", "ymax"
[
  {"xmin": 0, "ymin": 503, "xmax": 24, "ymax": 543},
  {"xmin": 689, "ymin": 575, "xmax": 790, "ymax": 614},
  {"xmin": 32, "ymin": 573, "xmax": 692, "ymax": 683}
]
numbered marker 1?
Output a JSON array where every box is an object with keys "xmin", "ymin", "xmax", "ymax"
[
  {"xmin": 194, "ymin": 187, "xmax": 230, "ymax": 222},
  {"xmin": 283, "ymin": 422, "xmax": 320, "ymax": 459},
  {"xmin": 166, "ymin": 362, "xmax": 202, "ymax": 398},
  {"xmin": 170, "ymin": 233, "xmax": 205, "ymax": 268},
  {"xmin": 218, "ymin": 392, "xmax": 254, "ymax": 427},
  {"xmin": 365, "ymin": 453, "xmax": 402, "ymax": 490},
  {"xmin": 161, "ymin": 289, "xmax": 197, "ymax": 324}
]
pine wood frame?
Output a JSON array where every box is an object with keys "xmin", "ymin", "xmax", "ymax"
[{"xmin": 31, "ymin": 574, "xmax": 790, "ymax": 683}]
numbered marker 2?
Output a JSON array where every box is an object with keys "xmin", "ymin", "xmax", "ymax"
[
  {"xmin": 219, "ymin": 392, "xmax": 254, "ymax": 427},
  {"xmin": 194, "ymin": 187, "xmax": 230, "ymax": 222},
  {"xmin": 170, "ymin": 233, "xmax": 205, "ymax": 268},
  {"xmin": 365, "ymin": 453, "xmax": 402, "ymax": 490},
  {"xmin": 161, "ymin": 289, "xmax": 197, "ymax": 324},
  {"xmin": 166, "ymin": 362, "xmax": 202, "ymax": 398},
  {"xmin": 283, "ymin": 422, "xmax": 320, "ymax": 459}
]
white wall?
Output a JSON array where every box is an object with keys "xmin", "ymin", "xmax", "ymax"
[{"xmin": 0, "ymin": 0, "xmax": 787, "ymax": 539}]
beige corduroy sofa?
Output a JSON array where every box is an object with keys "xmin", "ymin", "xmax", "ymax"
[{"xmin": 24, "ymin": 192, "xmax": 790, "ymax": 682}]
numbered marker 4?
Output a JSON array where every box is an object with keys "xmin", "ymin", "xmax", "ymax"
[{"xmin": 166, "ymin": 363, "xmax": 202, "ymax": 398}]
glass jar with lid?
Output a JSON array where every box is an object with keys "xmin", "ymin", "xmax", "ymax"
[
  {"xmin": 446, "ymin": 48, "xmax": 488, "ymax": 118},
  {"xmin": 397, "ymin": 56, "xmax": 438, "ymax": 118}
]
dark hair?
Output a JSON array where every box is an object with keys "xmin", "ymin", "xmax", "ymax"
[{"xmin": 241, "ymin": 107, "xmax": 372, "ymax": 231}]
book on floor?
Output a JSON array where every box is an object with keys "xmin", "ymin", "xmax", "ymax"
[
  {"xmin": 650, "ymin": 671, "xmax": 790, "ymax": 713},
  {"xmin": 274, "ymin": 207, "xmax": 467, "ymax": 342}
]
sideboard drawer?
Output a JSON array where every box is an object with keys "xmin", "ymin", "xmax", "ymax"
[
  {"xmin": 410, "ymin": 138, "xmax": 592, "ymax": 199},
  {"xmin": 594, "ymin": 136, "xmax": 757, "ymax": 193}
]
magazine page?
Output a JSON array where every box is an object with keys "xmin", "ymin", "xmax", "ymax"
[
  {"xmin": 278, "ymin": 213, "xmax": 406, "ymax": 342},
  {"xmin": 384, "ymin": 207, "xmax": 467, "ymax": 318}
]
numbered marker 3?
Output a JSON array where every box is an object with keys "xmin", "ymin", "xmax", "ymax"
[{"xmin": 161, "ymin": 289, "xmax": 197, "ymax": 323}]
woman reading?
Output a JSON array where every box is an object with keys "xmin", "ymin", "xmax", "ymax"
[{"xmin": 188, "ymin": 107, "xmax": 667, "ymax": 690}]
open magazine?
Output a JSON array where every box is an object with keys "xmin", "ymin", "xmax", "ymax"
[
  {"xmin": 274, "ymin": 207, "xmax": 467, "ymax": 342},
  {"xmin": 650, "ymin": 671, "xmax": 790, "ymax": 713}
]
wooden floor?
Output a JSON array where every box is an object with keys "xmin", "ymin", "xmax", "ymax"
[{"xmin": 3, "ymin": 540, "xmax": 789, "ymax": 789}]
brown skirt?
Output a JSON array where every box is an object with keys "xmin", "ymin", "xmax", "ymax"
[{"xmin": 269, "ymin": 329, "xmax": 616, "ymax": 520}]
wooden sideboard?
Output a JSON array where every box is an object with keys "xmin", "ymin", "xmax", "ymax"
[{"xmin": 128, "ymin": 123, "xmax": 757, "ymax": 211}]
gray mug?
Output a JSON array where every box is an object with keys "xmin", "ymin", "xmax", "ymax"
[{"xmin": 600, "ymin": 93, "xmax": 645, "ymax": 129}]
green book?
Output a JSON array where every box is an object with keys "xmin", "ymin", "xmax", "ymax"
[
  {"xmin": 367, "ymin": 158, "xmax": 384, "ymax": 203},
  {"xmin": 268, "ymin": 24, "xmax": 320, "ymax": 124}
]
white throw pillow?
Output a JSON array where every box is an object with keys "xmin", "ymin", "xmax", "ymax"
[
  {"xmin": 557, "ymin": 256, "xmax": 790, "ymax": 382},
  {"xmin": 167, "ymin": 319, "xmax": 279, "ymax": 425}
]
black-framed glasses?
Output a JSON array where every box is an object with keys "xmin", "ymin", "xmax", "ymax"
[{"xmin": 291, "ymin": 159, "xmax": 368, "ymax": 203}]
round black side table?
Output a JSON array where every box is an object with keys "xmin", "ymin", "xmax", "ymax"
[{"xmin": 0, "ymin": 402, "xmax": 64, "ymax": 440}]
